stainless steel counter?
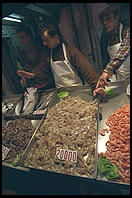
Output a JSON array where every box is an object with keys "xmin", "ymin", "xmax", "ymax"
[{"xmin": 97, "ymin": 80, "xmax": 130, "ymax": 184}]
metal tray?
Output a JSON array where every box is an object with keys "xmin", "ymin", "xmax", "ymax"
[
  {"xmin": 4, "ymin": 88, "xmax": 55, "ymax": 120},
  {"xmin": 19, "ymin": 85, "xmax": 100, "ymax": 180},
  {"xmin": 2, "ymin": 116, "xmax": 43, "ymax": 168},
  {"xmin": 97, "ymin": 81, "xmax": 130, "ymax": 185},
  {"xmin": 2, "ymin": 94, "xmax": 22, "ymax": 115}
]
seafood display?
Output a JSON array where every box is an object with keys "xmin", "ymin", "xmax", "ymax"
[
  {"xmin": 6, "ymin": 90, "xmax": 54, "ymax": 118},
  {"xmin": 23, "ymin": 96, "xmax": 98, "ymax": 178},
  {"xmin": 2, "ymin": 102, "xmax": 14, "ymax": 114},
  {"xmin": 98, "ymin": 104, "xmax": 130, "ymax": 184},
  {"xmin": 2, "ymin": 82, "xmax": 130, "ymax": 189},
  {"xmin": 15, "ymin": 88, "xmax": 40, "ymax": 115},
  {"xmin": 2, "ymin": 95, "xmax": 21, "ymax": 115},
  {"xmin": 2, "ymin": 118, "xmax": 35, "ymax": 165}
]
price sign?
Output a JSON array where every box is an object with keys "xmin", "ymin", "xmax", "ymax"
[
  {"xmin": 55, "ymin": 148, "xmax": 77, "ymax": 163},
  {"xmin": 33, "ymin": 109, "xmax": 47, "ymax": 115},
  {"xmin": 2, "ymin": 145, "xmax": 10, "ymax": 161}
]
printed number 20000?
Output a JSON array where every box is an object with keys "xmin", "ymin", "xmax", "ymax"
[{"xmin": 55, "ymin": 148, "xmax": 77, "ymax": 163}]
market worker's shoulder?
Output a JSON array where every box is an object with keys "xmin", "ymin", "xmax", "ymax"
[{"xmin": 65, "ymin": 43, "xmax": 82, "ymax": 56}]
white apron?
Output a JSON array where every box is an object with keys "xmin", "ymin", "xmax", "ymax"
[
  {"xmin": 107, "ymin": 23, "xmax": 130, "ymax": 81},
  {"xmin": 50, "ymin": 43, "xmax": 83, "ymax": 88}
]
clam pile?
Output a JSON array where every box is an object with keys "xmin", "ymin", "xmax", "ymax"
[
  {"xmin": 2, "ymin": 118, "xmax": 35, "ymax": 164},
  {"xmin": 23, "ymin": 96, "xmax": 98, "ymax": 178}
]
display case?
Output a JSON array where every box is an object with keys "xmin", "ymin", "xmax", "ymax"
[
  {"xmin": 2, "ymin": 88, "xmax": 55, "ymax": 167},
  {"xmin": 2, "ymin": 82, "xmax": 130, "ymax": 195}
]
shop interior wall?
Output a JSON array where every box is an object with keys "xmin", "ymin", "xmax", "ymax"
[{"xmin": 59, "ymin": 3, "xmax": 109, "ymax": 74}]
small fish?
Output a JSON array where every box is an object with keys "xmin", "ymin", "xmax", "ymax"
[
  {"xmin": 15, "ymin": 95, "xmax": 24, "ymax": 115},
  {"xmin": 36, "ymin": 100, "xmax": 50, "ymax": 110},
  {"xmin": 36, "ymin": 92, "xmax": 54, "ymax": 110},
  {"xmin": 22, "ymin": 91, "xmax": 41, "ymax": 115}
]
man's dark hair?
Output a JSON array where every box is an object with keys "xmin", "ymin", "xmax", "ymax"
[
  {"xmin": 41, "ymin": 23, "xmax": 65, "ymax": 42},
  {"xmin": 98, "ymin": 5, "xmax": 120, "ymax": 20},
  {"xmin": 16, "ymin": 24, "xmax": 33, "ymax": 38}
]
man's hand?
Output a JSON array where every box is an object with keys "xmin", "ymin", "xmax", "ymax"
[
  {"xmin": 93, "ymin": 87, "xmax": 105, "ymax": 97},
  {"xmin": 96, "ymin": 72, "xmax": 112, "ymax": 89},
  {"xmin": 17, "ymin": 70, "xmax": 35, "ymax": 79},
  {"xmin": 20, "ymin": 76, "xmax": 27, "ymax": 86}
]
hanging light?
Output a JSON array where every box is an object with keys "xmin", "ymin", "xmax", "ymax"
[
  {"xmin": 2, "ymin": 13, "xmax": 23, "ymax": 23},
  {"xmin": 3, "ymin": 16, "xmax": 22, "ymax": 23}
]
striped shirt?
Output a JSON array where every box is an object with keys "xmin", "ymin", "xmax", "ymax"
[{"xmin": 104, "ymin": 29, "xmax": 130, "ymax": 74}]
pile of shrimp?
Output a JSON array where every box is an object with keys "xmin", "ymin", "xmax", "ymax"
[{"xmin": 99, "ymin": 104, "xmax": 130, "ymax": 184}]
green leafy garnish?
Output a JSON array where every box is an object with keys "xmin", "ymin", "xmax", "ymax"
[
  {"xmin": 58, "ymin": 91, "xmax": 69, "ymax": 99},
  {"xmin": 12, "ymin": 153, "xmax": 23, "ymax": 167},
  {"xmin": 98, "ymin": 157, "xmax": 120, "ymax": 181},
  {"xmin": 104, "ymin": 87, "xmax": 118, "ymax": 97}
]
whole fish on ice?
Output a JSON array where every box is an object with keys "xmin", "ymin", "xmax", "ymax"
[{"xmin": 15, "ymin": 88, "xmax": 41, "ymax": 115}]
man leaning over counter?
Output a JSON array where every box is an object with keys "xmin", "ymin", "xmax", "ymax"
[
  {"xmin": 96, "ymin": 5, "xmax": 130, "ymax": 89},
  {"xmin": 40, "ymin": 23, "xmax": 104, "ymax": 96}
]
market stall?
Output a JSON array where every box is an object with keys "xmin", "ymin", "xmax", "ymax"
[{"xmin": 2, "ymin": 81, "xmax": 130, "ymax": 195}]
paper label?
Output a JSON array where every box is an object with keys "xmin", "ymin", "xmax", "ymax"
[
  {"xmin": 2, "ymin": 145, "xmax": 10, "ymax": 161},
  {"xmin": 55, "ymin": 148, "xmax": 77, "ymax": 163},
  {"xmin": 33, "ymin": 109, "xmax": 47, "ymax": 115}
]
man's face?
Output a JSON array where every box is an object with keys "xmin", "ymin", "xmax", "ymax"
[
  {"xmin": 100, "ymin": 13, "xmax": 119, "ymax": 33},
  {"xmin": 42, "ymin": 30, "xmax": 58, "ymax": 50},
  {"xmin": 17, "ymin": 31, "xmax": 31, "ymax": 47}
]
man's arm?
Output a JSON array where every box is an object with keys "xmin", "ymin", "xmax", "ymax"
[
  {"xmin": 67, "ymin": 45, "xmax": 99, "ymax": 91},
  {"xmin": 31, "ymin": 51, "xmax": 54, "ymax": 84},
  {"xmin": 17, "ymin": 50, "xmax": 53, "ymax": 85}
]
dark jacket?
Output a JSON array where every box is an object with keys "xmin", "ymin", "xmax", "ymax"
[{"xmin": 17, "ymin": 43, "xmax": 55, "ymax": 88}]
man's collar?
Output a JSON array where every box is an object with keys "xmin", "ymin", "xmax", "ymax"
[{"xmin": 53, "ymin": 41, "xmax": 62, "ymax": 52}]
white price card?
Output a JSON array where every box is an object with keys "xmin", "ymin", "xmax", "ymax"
[
  {"xmin": 55, "ymin": 148, "xmax": 77, "ymax": 163},
  {"xmin": 2, "ymin": 145, "xmax": 10, "ymax": 161},
  {"xmin": 33, "ymin": 109, "xmax": 47, "ymax": 115}
]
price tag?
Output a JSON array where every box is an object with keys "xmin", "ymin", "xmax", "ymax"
[
  {"xmin": 2, "ymin": 145, "xmax": 10, "ymax": 161},
  {"xmin": 33, "ymin": 109, "xmax": 47, "ymax": 115},
  {"xmin": 55, "ymin": 148, "xmax": 77, "ymax": 163}
]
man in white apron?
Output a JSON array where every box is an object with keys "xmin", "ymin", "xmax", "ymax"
[
  {"xmin": 50, "ymin": 42, "xmax": 83, "ymax": 88},
  {"xmin": 96, "ymin": 5, "xmax": 130, "ymax": 88},
  {"xmin": 40, "ymin": 23, "xmax": 105, "ymax": 97}
]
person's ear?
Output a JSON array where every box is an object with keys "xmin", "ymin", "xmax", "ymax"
[{"xmin": 55, "ymin": 34, "xmax": 59, "ymax": 40}]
